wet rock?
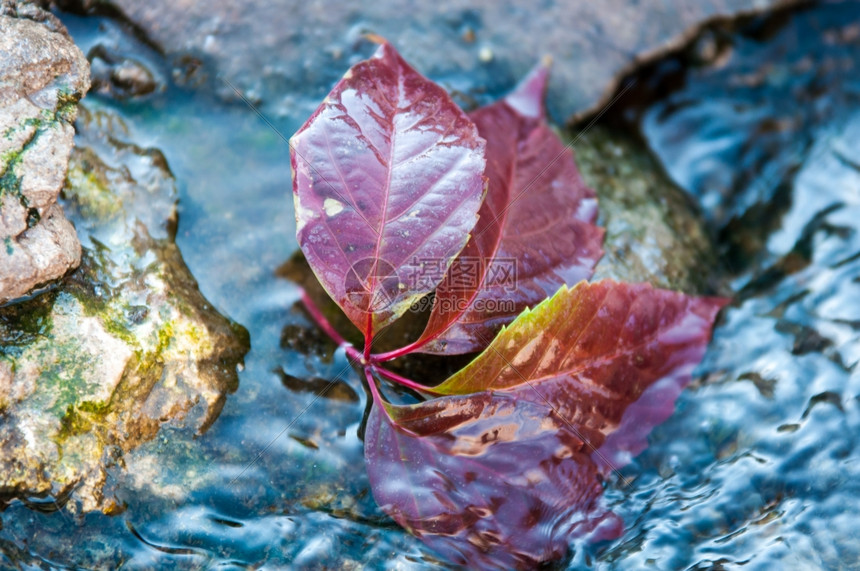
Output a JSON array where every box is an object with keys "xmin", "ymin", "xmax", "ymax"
[
  {"xmin": 576, "ymin": 124, "xmax": 720, "ymax": 294},
  {"xmin": 0, "ymin": 204, "xmax": 81, "ymax": 301},
  {"xmin": 0, "ymin": 1, "xmax": 89, "ymax": 304},
  {"xmin": 275, "ymin": 368, "xmax": 359, "ymax": 404},
  {"xmin": 0, "ymin": 104, "xmax": 250, "ymax": 513},
  {"xmin": 60, "ymin": 0, "xmax": 804, "ymax": 122},
  {"xmin": 88, "ymin": 43, "xmax": 163, "ymax": 100}
]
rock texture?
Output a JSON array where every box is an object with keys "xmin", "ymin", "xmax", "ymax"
[
  {"xmin": 578, "ymin": 125, "xmax": 720, "ymax": 294},
  {"xmin": 0, "ymin": 1, "xmax": 89, "ymax": 303},
  {"xmin": 0, "ymin": 104, "xmax": 250, "ymax": 513},
  {"xmin": 59, "ymin": 0, "xmax": 805, "ymax": 122}
]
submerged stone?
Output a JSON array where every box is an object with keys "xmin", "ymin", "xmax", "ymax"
[
  {"xmin": 576, "ymin": 124, "xmax": 720, "ymax": 295},
  {"xmin": 0, "ymin": 1, "xmax": 90, "ymax": 303},
  {"xmin": 0, "ymin": 104, "xmax": 249, "ymax": 513},
  {"xmin": 88, "ymin": 44, "xmax": 162, "ymax": 100}
]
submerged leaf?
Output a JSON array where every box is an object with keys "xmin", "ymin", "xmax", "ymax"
[
  {"xmin": 291, "ymin": 40, "xmax": 486, "ymax": 340},
  {"xmin": 436, "ymin": 280, "xmax": 728, "ymax": 458},
  {"xmin": 365, "ymin": 390, "xmax": 622, "ymax": 569},
  {"xmin": 366, "ymin": 281, "xmax": 725, "ymax": 566},
  {"xmin": 414, "ymin": 64, "xmax": 604, "ymax": 355}
]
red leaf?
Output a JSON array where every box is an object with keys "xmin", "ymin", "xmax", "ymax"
[
  {"xmin": 365, "ymin": 390, "xmax": 622, "ymax": 569},
  {"xmin": 411, "ymin": 64, "xmax": 604, "ymax": 355},
  {"xmin": 290, "ymin": 42, "xmax": 730, "ymax": 567},
  {"xmin": 367, "ymin": 282, "xmax": 726, "ymax": 566},
  {"xmin": 435, "ymin": 281, "xmax": 728, "ymax": 457},
  {"xmin": 291, "ymin": 40, "xmax": 486, "ymax": 341}
]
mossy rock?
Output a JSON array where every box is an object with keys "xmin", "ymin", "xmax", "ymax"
[
  {"xmin": 0, "ymin": 3, "xmax": 90, "ymax": 303},
  {"xmin": 575, "ymin": 124, "xmax": 720, "ymax": 295},
  {"xmin": 0, "ymin": 105, "xmax": 249, "ymax": 512}
]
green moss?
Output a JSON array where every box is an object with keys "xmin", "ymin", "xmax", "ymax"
[
  {"xmin": 2, "ymin": 112, "xmax": 48, "ymax": 140},
  {"xmin": 64, "ymin": 150, "xmax": 123, "ymax": 220},
  {"xmin": 75, "ymin": 296, "xmax": 139, "ymax": 348},
  {"xmin": 1, "ymin": 97, "xmax": 81, "ymax": 201},
  {"xmin": 0, "ymin": 114, "xmax": 50, "ymax": 202},
  {"xmin": 3, "ymin": 95, "xmax": 76, "ymax": 140},
  {"xmin": 55, "ymin": 401, "xmax": 109, "ymax": 445},
  {"xmin": 184, "ymin": 324, "xmax": 205, "ymax": 347},
  {"xmin": 100, "ymin": 307, "xmax": 139, "ymax": 346},
  {"xmin": 0, "ymin": 152, "xmax": 23, "ymax": 199},
  {"xmin": 112, "ymin": 320, "xmax": 176, "ymax": 393},
  {"xmin": 77, "ymin": 400, "xmax": 111, "ymax": 414},
  {"xmin": 36, "ymin": 347, "xmax": 101, "ymax": 417},
  {"xmin": 156, "ymin": 320, "xmax": 175, "ymax": 354},
  {"xmin": 0, "ymin": 290, "xmax": 57, "ymax": 359},
  {"xmin": 55, "ymin": 88, "xmax": 80, "ymax": 124},
  {"xmin": 3, "ymin": 236, "xmax": 12, "ymax": 255},
  {"xmin": 3, "ymin": 295, "xmax": 111, "ymax": 422},
  {"xmin": 132, "ymin": 347, "xmax": 159, "ymax": 380},
  {"xmin": 1, "ymin": 147, "xmax": 20, "ymax": 166},
  {"xmin": 66, "ymin": 249, "xmax": 141, "ymax": 347}
]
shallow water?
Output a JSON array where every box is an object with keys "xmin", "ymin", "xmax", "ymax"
[
  {"xmin": 597, "ymin": 3, "xmax": 860, "ymax": 569},
  {"xmin": 2, "ymin": 3, "xmax": 860, "ymax": 569},
  {"xmin": 3, "ymin": 12, "xmax": 423, "ymax": 570}
]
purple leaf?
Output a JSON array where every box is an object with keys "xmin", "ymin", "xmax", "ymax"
[
  {"xmin": 435, "ymin": 280, "xmax": 729, "ymax": 461},
  {"xmin": 366, "ymin": 281, "xmax": 726, "ymax": 566},
  {"xmin": 413, "ymin": 64, "xmax": 604, "ymax": 355},
  {"xmin": 365, "ymin": 389, "xmax": 622, "ymax": 569},
  {"xmin": 291, "ymin": 40, "xmax": 486, "ymax": 340}
]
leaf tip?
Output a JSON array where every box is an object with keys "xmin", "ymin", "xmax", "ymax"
[
  {"xmin": 364, "ymin": 33, "xmax": 389, "ymax": 46},
  {"xmin": 505, "ymin": 61, "xmax": 551, "ymax": 119},
  {"xmin": 699, "ymin": 295, "xmax": 733, "ymax": 322}
]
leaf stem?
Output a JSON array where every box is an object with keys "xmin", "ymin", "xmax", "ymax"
[
  {"xmin": 344, "ymin": 344, "xmax": 363, "ymax": 362},
  {"xmin": 363, "ymin": 312, "xmax": 373, "ymax": 362},
  {"xmin": 370, "ymin": 338, "xmax": 430, "ymax": 363},
  {"xmin": 298, "ymin": 287, "xmax": 363, "ymax": 361},
  {"xmin": 364, "ymin": 367, "xmax": 422, "ymax": 437},
  {"xmin": 365, "ymin": 366, "xmax": 384, "ymax": 404},
  {"xmin": 374, "ymin": 366, "xmax": 439, "ymax": 395},
  {"xmin": 297, "ymin": 288, "xmax": 438, "ymax": 394}
]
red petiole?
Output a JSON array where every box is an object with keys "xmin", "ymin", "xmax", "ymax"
[{"xmin": 298, "ymin": 288, "xmax": 432, "ymax": 393}]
